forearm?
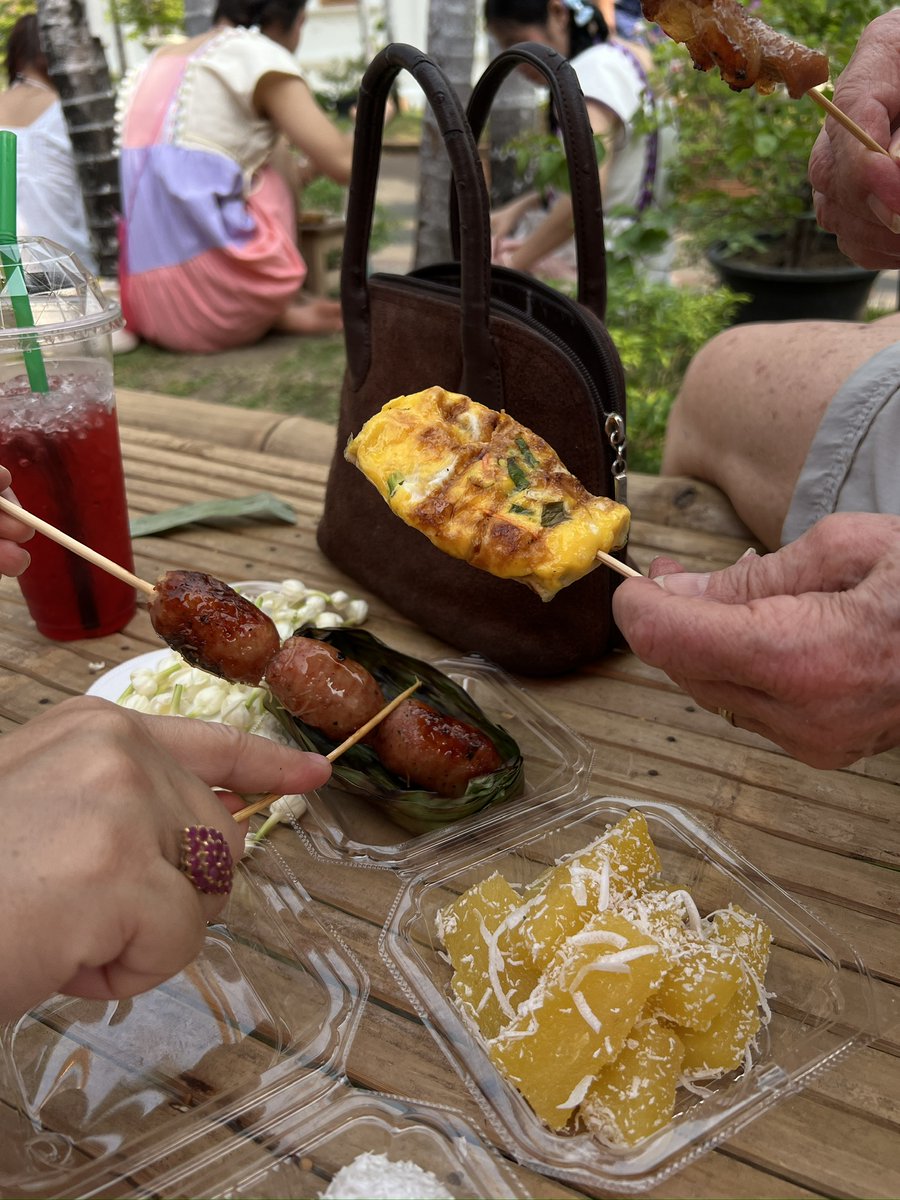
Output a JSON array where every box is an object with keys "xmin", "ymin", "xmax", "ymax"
[{"xmin": 504, "ymin": 193, "xmax": 575, "ymax": 272}]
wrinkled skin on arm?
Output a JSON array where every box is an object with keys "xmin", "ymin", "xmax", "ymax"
[{"xmin": 612, "ymin": 513, "xmax": 900, "ymax": 768}]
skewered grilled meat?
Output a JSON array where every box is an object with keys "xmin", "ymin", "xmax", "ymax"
[
  {"xmin": 641, "ymin": 0, "xmax": 829, "ymax": 98},
  {"xmin": 264, "ymin": 635, "xmax": 386, "ymax": 741},
  {"xmin": 149, "ymin": 570, "xmax": 281, "ymax": 686}
]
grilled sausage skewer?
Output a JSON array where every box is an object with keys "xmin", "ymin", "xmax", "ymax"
[
  {"xmin": 232, "ymin": 679, "xmax": 421, "ymax": 824},
  {"xmin": 0, "ymin": 499, "xmax": 504, "ymax": 803}
]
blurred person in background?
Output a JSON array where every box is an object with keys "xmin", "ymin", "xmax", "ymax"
[
  {"xmin": 117, "ymin": 0, "xmax": 353, "ymax": 353},
  {"xmin": 0, "ymin": 13, "xmax": 97, "ymax": 273},
  {"xmin": 485, "ymin": 0, "xmax": 675, "ymax": 281}
]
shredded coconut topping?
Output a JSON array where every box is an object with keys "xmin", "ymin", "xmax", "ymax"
[{"xmin": 320, "ymin": 1152, "xmax": 453, "ymax": 1199}]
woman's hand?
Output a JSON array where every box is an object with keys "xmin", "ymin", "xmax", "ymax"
[
  {"xmin": 0, "ymin": 698, "xmax": 332, "ymax": 1021},
  {"xmin": 809, "ymin": 9, "xmax": 900, "ymax": 269},
  {"xmin": 0, "ymin": 465, "xmax": 34, "ymax": 577},
  {"xmin": 612, "ymin": 513, "xmax": 900, "ymax": 768}
]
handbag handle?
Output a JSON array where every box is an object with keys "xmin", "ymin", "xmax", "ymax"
[
  {"xmin": 452, "ymin": 42, "xmax": 608, "ymax": 319},
  {"xmin": 342, "ymin": 43, "xmax": 502, "ymax": 406}
]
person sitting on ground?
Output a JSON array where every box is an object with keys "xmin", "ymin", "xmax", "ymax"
[
  {"xmin": 611, "ymin": 10, "xmax": 900, "ymax": 770},
  {"xmin": 0, "ymin": 13, "xmax": 97, "ymax": 273},
  {"xmin": 0, "ymin": 464, "xmax": 332, "ymax": 1023},
  {"xmin": 116, "ymin": 0, "xmax": 352, "ymax": 353},
  {"xmin": 485, "ymin": 0, "xmax": 675, "ymax": 281}
]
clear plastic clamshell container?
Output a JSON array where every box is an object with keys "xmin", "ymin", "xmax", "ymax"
[
  {"xmin": 297, "ymin": 655, "xmax": 593, "ymax": 870},
  {"xmin": 171, "ymin": 1085, "xmax": 526, "ymax": 1199},
  {"xmin": 0, "ymin": 839, "xmax": 368, "ymax": 1199},
  {"xmin": 380, "ymin": 795, "xmax": 892, "ymax": 1194}
]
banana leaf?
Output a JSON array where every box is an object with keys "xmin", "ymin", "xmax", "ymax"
[{"xmin": 265, "ymin": 627, "xmax": 524, "ymax": 834}]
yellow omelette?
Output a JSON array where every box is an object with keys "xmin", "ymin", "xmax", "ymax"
[{"xmin": 344, "ymin": 386, "xmax": 630, "ymax": 601}]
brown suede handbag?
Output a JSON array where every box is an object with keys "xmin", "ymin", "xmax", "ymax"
[{"xmin": 317, "ymin": 42, "xmax": 628, "ymax": 677}]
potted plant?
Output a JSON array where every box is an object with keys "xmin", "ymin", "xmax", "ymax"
[{"xmin": 662, "ymin": 0, "xmax": 887, "ymax": 322}]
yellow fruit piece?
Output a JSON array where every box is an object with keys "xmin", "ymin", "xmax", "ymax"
[
  {"xmin": 709, "ymin": 904, "xmax": 773, "ymax": 980},
  {"xmin": 437, "ymin": 873, "xmax": 540, "ymax": 1039},
  {"xmin": 652, "ymin": 934, "xmax": 743, "ymax": 1031},
  {"xmin": 508, "ymin": 811, "xmax": 663, "ymax": 970},
  {"xmin": 488, "ymin": 912, "xmax": 667, "ymax": 1130},
  {"xmin": 581, "ymin": 1017, "xmax": 685, "ymax": 1146},
  {"xmin": 677, "ymin": 975, "xmax": 762, "ymax": 1076}
]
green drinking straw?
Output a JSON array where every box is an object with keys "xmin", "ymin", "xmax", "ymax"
[{"xmin": 0, "ymin": 130, "xmax": 49, "ymax": 393}]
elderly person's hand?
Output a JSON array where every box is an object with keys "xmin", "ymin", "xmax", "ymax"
[
  {"xmin": 612, "ymin": 513, "xmax": 900, "ymax": 769},
  {"xmin": 809, "ymin": 9, "xmax": 900, "ymax": 269},
  {"xmin": 0, "ymin": 465, "xmax": 34, "ymax": 577},
  {"xmin": 0, "ymin": 698, "xmax": 332, "ymax": 1021}
]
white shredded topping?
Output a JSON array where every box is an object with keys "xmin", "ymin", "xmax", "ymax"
[
  {"xmin": 667, "ymin": 888, "xmax": 704, "ymax": 935},
  {"xmin": 478, "ymin": 916, "xmax": 516, "ymax": 1020},
  {"xmin": 319, "ymin": 1152, "xmax": 452, "ymax": 1199},
  {"xmin": 570, "ymin": 944, "xmax": 659, "ymax": 990},
  {"xmin": 598, "ymin": 857, "xmax": 611, "ymax": 911},
  {"xmin": 557, "ymin": 1075, "xmax": 595, "ymax": 1110},
  {"xmin": 567, "ymin": 929, "xmax": 629, "ymax": 949},
  {"xmin": 572, "ymin": 989, "xmax": 603, "ymax": 1034}
]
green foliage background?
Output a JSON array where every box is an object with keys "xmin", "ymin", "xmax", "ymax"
[
  {"xmin": 664, "ymin": 0, "xmax": 889, "ymax": 258},
  {"xmin": 0, "ymin": 1, "xmax": 36, "ymax": 56}
]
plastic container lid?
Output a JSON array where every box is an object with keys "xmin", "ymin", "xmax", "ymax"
[
  {"xmin": 0, "ymin": 839, "xmax": 368, "ymax": 1198},
  {"xmin": 380, "ymin": 795, "xmax": 897, "ymax": 1193},
  {"xmin": 0, "ymin": 236, "xmax": 121, "ymax": 350},
  {"xmin": 297, "ymin": 655, "xmax": 594, "ymax": 870},
  {"xmin": 167, "ymin": 1086, "xmax": 527, "ymax": 1199}
]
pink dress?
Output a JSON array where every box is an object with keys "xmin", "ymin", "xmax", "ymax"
[{"xmin": 117, "ymin": 27, "xmax": 307, "ymax": 353}]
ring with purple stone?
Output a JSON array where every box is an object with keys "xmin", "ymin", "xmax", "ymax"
[{"xmin": 179, "ymin": 825, "xmax": 234, "ymax": 896}]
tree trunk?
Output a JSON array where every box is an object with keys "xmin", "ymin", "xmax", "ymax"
[
  {"xmin": 36, "ymin": 0, "xmax": 119, "ymax": 277},
  {"xmin": 414, "ymin": 0, "xmax": 477, "ymax": 268},
  {"xmin": 485, "ymin": 35, "xmax": 540, "ymax": 207},
  {"xmin": 183, "ymin": 0, "xmax": 215, "ymax": 37}
]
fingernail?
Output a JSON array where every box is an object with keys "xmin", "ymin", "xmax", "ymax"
[
  {"xmin": 867, "ymin": 194, "xmax": 900, "ymax": 233},
  {"xmin": 739, "ymin": 547, "xmax": 757, "ymax": 559},
  {"xmin": 653, "ymin": 572, "xmax": 710, "ymax": 596}
]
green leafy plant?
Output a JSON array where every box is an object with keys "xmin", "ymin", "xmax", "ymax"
[
  {"xmin": 663, "ymin": 0, "xmax": 887, "ymax": 266},
  {"xmin": 0, "ymin": 0, "xmax": 33, "ymax": 50},
  {"xmin": 604, "ymin": 265, "xmax": 741, "ymax": 473},
  {"xmin": 110, "ymin": 0, "xmax": 183, "ymax": 40}
]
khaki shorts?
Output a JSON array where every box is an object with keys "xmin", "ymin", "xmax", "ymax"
[{"xmin": 781, "ymin": 341, "xmax": 900, "ymax": 544}]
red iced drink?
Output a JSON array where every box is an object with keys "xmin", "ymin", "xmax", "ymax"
[{"xmin": 0, "ymin": 363, "xmax": 136, "ymax": 640}]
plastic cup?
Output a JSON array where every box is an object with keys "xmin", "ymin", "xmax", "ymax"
[{"xmin": 0, "ymin": 237, "xmax": 136, "ymax": 640}]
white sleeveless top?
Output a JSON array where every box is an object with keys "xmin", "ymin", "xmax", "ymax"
[{"xmin": 2, "ymin": 99, "xmax": 97, "ymax": 273}]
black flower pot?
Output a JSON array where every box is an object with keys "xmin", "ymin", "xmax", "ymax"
[{"xmin": 707, "ymin": 238, "xmax": 879, "ymax": 324}]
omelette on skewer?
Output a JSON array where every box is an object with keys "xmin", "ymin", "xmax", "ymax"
[{"xmin": 344, "ymin": 386, "xmax": 630, "ymax": 602}]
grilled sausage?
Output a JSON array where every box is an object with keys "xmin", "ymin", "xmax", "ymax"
[
  {"xmin": 149, "ymin": 570, "xmax": 280, "ymax": 685},
  {"xmin": 369, "ymin": 699, "xmax": 502, "ymax": 797},
  {"xmin": 264, "ymin": 635, "xmax": 385, "ymax": 741}
]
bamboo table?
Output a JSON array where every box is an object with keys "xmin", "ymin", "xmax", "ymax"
[{"xmin": 0, "ymin": 398, "xmax": 897, "ymax": 1199}]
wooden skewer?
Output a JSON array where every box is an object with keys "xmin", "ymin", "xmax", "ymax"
[
  {"xmin": 806, "ymin": 89, "xmax": 890, "ymax": 157},
  {"xmin": 0, "ymin": 494, "xmax": 155, "ymax": 595},
  {"xmin": 596, "ymin": 549, "xmax": 642, "ymax": 578},
  {"xmin": 232, "ymin": 678, "xmax": 421, "ymax": 824}
]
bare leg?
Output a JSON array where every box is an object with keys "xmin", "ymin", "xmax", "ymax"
[
  {"xmin": 662, "ymin": 311, "xmax": 900, "ymax": 548},
  {"xmin": 273, "ymin": 297, "xmax": 343, "ymax": 336}
]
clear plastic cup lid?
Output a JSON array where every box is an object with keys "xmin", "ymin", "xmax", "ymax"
[{"xmin": 0, "ymin": 235, "xmax": 121, "ymax": 349}]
